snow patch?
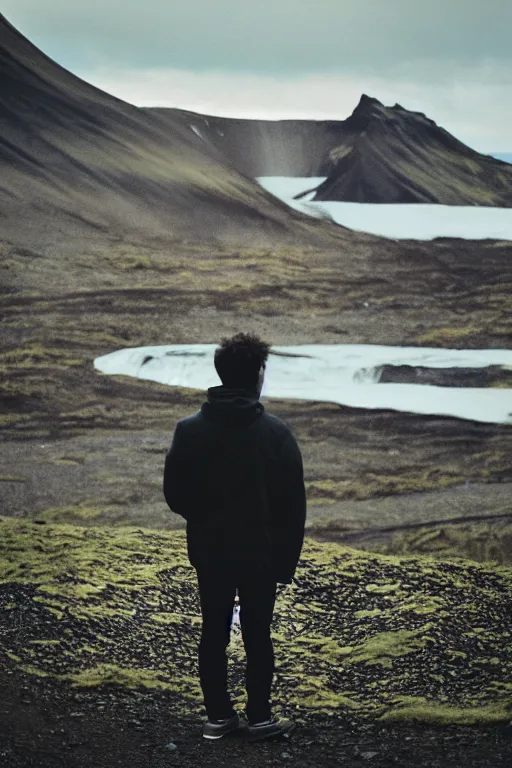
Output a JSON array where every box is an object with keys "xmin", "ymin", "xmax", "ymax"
[
  {"xmin": 190, "ymin": 125, "xmax": 204, "ymax": 140},
  {"xmin": 257, "ymin": 177, "xmax": 512, "ymax": 241},
  {"xmin": 94, "ymin": 344, "xmax": 512, "ymax": 425}
]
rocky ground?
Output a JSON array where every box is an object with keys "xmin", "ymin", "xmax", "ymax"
[
  {"xmin": 1, "ymin": 229, "xmax": 511, "ymax": 768},
  {"xmin": 1, "ymin": 519, "xmax": 512, "ymax": 767},
  {"xmin": 1, "ymin": 237, "xmax": 511, "ymax": 538},
  {"xmin": 1, "ymin": 664, "xmax": 512, "ymax": 768},
  {"xmin": 3, "ymin": 19, "xmax": 512, "ymax": 765}
]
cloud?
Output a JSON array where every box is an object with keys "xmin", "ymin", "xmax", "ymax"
[
  {"xmin": 3, "ymin": 1, "xmax": 511, "ymax": 149},
  {"xmin": 4, "ymin": 0, "xmax": 512, "ymax": 75},
  {"xmin": 79, "ymin": 66, "xmax": 512, "ymax": 152}
]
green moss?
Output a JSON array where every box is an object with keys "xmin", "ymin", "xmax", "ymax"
[
  {"xmin": 61, "ymin": 664, "xmax": 181, "ymax": 691},
  {"xmin": 33, "ymin": 596, "xmax": 67, "ymax": 610},
  {"xmin": 35, "ymin": 503, "xmax": 107, "ymax": 524},
  {"xmin": 380, "ymin": 698, "xmax": 512, "ymax": 725},
  {"xmin": 150, "ymin": 613, "xmax": 182, "ymax": 625},
  {"xmin": 0, "ymin": 344, "xmax": 84, "ymax": 370},
  {"xmin": 415, "ymin": 326, "xmax": 482, "ymax": 345},
  {"xmin": 373, "ymin": 521, "xmax": 512, "ymax": 566},
  {"xmin": 286, "ymin": 628, "xmax": 427, "ymax": 669},
  {"xmin": 346, "ymin": 630, "xmax": 428, "ymax": 667},
  {"xmin": 393, "ymin": 596, "xmax": 445, "ymax": 615},
  {"xmin": 305, "ymin": 468, "xmax": 466, "ymax": 503},
  {"xmin": 1, "ymin": 516, "xmax": 512, "ymax": 724},
  {"xmin": 48, "ymin": 607, "xmax": 64, "ymax": 619},
  {"xmin": 366, "ymin": 583, "xmax": 401, "ymax": 594},
  {"xmin": 150, "ymin": 612, "xmax": 201, "ymax": 625},
  {"xmin": 292, "ymin": 687, "xmax": 360, "ymax": 711},
  {"xmin": 355, "ymin": 609, "xmax": 383, "ymax": 619},
  {"xmin": 19, "ymin": 665, "xmax": 50, "ymax": 678}
]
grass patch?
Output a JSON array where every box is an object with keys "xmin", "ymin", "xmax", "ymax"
[
  {"xmin": 379, "ymin": 698, "xmax": 512, "ymax": 725},
  {"xmin": 368, "ymin": 520, "xmax": 512, "ymax": 566},
  {"xmin": 0, "ymin": 344, "xmax": 84, "ymax": 371},
  {"xmin": 415, "ymin": 326, "xmax": 484, "ymax": 345},
  {"xmin": 305, "ymin": 469, "xmax": 465, "ymax": 504},
  {"xmin": 34, "ymin": 502, "xmax": 109, "ymax": 524}
]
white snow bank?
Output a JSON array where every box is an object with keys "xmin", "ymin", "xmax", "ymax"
[
  {"xmin": 257, "ymin": 177, "xmax": 512, "ymax": 241},
  {"xmin": 94, "ymin": 344, "xmax": 512, "ymax": 425}
]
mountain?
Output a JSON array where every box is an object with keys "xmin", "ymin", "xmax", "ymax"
[
  {"xmin": 0, "ymin": 14, "xmax": 336, "ymax": 253},
  {"xmin": 147, "ymin": 99, "xmax": 512, "ymax": 207},
  {"xmin": 309, "ymin": 95, "xmax": 512, "ymax": 206},
  {"xmin": 146, "ymin": 108, "xmax": 348, "ymax": 177}
]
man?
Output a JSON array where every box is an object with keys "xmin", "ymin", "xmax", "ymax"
[{"xmin": 163, "ymin": 332, "xmax": 306, "ymax": 742}]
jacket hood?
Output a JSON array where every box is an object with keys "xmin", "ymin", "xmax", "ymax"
[{"xmin": 201, "ymin": 385, "xmax": 264, "ymax": 427}]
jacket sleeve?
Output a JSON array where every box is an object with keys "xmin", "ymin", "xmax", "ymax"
[
  {"xmin": 163, "ymin": 422, "xmax": 191, "ymax": 521},
  {"xmin": 270, "ymin": 430, "xmax": 307, "ymax": 583}
]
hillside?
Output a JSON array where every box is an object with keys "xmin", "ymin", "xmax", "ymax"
[
  {"xmin": 147, "ymin": 99, "xmax": 512, "ymax": 208},
  {"xmin": 309, "ymin": 96, "xmax": 512, "ymax": 206},
  {"xmin": 2, "ymin": 517, "xmax": 511, "ymax": 720},
  {"xmin": 0, "ymin": 14, "xmax": 511, "ymax": 686},
  {"xmin": 1, "ymin": 517, "xmax": 512, "ymax": 766},
  {"xmin": 0, "ymin": 14, "xmax": 338, "ymax": 253},
  {"xmin": 147, "ymin": 108, "xmax": 347, "ymax": 177}
]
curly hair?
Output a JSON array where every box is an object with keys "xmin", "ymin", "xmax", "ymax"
[{"xmin": 214, "ymin": 332, "xmax": 272, "ymax": 390}]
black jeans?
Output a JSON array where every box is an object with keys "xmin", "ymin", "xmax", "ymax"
[{"xmin": 195, "ymin": 558, "xmax": 277, "ymax": 723}]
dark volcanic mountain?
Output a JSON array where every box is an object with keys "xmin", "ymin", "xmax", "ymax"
[
  {"xmin": 0, "ymin": 14, "xmax": 333, "ymax": 252},
  {"xmin": 146, "ymin": 108, "xmax": 348, "ymax": 178},
  {"xmin": 309, "ymin": 95, "xmax": 512, "ymax": 206},
  {"xmin": 148, "ymin": 99, "xmax": 512, "ymax": 207},
  {"xmin": 2, "ymin": 9, "xmax": 510, "ymax": 257}
]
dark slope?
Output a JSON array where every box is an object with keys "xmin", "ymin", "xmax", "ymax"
[
  {"xmin": 311, "ymin": 96, "xmax": 512, "ymax": 206},
  {"xmin": 0, "ymin": 14, "xmax": 338, "ymax": 252},
  {"xmin": 147, "ymin": 108, "xmax": 347, "ymax": 177},
  {"xmin": 147, "ymin": 100, "xmax": 512, "ymax": 207}
]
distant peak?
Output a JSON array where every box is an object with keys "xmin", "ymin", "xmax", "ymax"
[
  {"xmin": 350, "ymin": 94, "xmax": 386, "ymax": 121},
  {"xmin": 354, "ymin": 95, "xmax": 385, "ymax": 115},
  {"xmin": 344, "ymin": 94, "xmax": 386, "ymax": 130},
  {"xmin": 358, "ymin": 94, "xmax": 383, "ymax": 108}
]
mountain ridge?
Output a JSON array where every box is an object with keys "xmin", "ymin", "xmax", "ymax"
[
  {"xmin": 310, "ymin": 95, "xmax": 512, "ymax": 205},
  {"xmin": 0, "ymin": 13, "xmax": 342, "ymax": 252},
  {"xmin": 145, "ymin": 106, "xmax": 348, "ymax": 178},
  {"xmin": 148, "ymin": 96, "xmax": 512, "ymax": 207}
]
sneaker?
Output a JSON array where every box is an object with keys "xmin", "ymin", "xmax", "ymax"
[
  {"xmin": 247, "ymin": 714, "xmax": 295, "ymax": 741},
  {"xmin": 202, "ymin": 713, "xmax": 242, "ymax": 740}
]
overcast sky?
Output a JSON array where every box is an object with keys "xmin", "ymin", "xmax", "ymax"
[{"xmin": 4, "ymin": 1, "xmax": 512, "ymax": 151}]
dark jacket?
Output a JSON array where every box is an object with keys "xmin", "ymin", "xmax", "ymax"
[{"xmin": 163, "ymin": 384, "xmax": 306, "ymax": 584}]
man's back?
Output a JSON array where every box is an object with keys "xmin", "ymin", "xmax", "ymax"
[
  {"xmin": 163, "ymin": 333, "xmax": 305, "ymax": 737},
  {"xmin": 163, "ymin": 384, "xmax": 306, "ymax": 585}
]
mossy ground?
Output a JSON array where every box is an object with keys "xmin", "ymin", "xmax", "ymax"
[
  {"xmin": 361, "ymin": 519, "xmax": 512, "ymax": 566},
  {"xmin": 1, "ymin": 235, "xmax": 511, "ymax": 535},
  {"xmin": 2, "ymin": 516, "xmax": 511, "ymax": 727},
  {"xmin": 1, "ymin": 232, "xmax": 512, "ymax": 763}
]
